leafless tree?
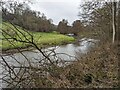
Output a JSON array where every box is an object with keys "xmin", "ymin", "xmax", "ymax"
[{"xmin": 0, "ymin": 19, "xmax": 75, "ymax": 88}]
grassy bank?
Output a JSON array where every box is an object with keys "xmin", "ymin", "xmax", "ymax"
[{"xmin": 1, "ymin": 22, "xmax": 75, "ymax": 51}]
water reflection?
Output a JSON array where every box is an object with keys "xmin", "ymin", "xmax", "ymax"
[
  {"xmin": 0, "ymin": 38, "xmax": 99, "ymax": 87},
  {"xmin": 2, "ymin": 38, "xmax": 98, "ymax": 62}
]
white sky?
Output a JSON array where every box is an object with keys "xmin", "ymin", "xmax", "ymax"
[
  {"xmin": 3, "ymin": 0, "xmax": 84, "ymax": 25},
  {"xmin": 30, "ymin": 1, "xmax": 81, "ymax": 25},
  {"xmin": 29, "ymin": 0, "xmax": 84, "ymax": 25},
  {"xmin": 25, "ymin": 0, "xmax": 119, "ymax": 25},
  {"xmin": 3, "ymin": 0, "xmax": 119, "ymax": 25}
]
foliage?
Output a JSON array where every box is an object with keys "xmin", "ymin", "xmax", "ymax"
[
  {"xmin": 72, "ymin": 20, "xmax": 84, "ymax": 35},
  {"xmin": 79, "ymin": 2, "xmax": 112, "ymax": 41},
  {"xmin": 79, "ymin": 1, "xmax": 120, "ymax": 42},
  {"xmin": 2, "ymin": 1, "xmax": 85, "ymax": 35},
  {"xmin": 57, "ymin": 19, "xmax": 69, "ymax": 34},
  {"xmin": 1, "ymin": 1, "xmax": 119, "ymax": 88},
  {"xmin": 57, "ymin": 19, "xmax": 84, "ymax": 35},
  {"xmin": 2, "ymin": 1, "xmax": 56, "ymax": 32}
]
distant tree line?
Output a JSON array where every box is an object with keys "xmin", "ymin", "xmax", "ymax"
[
  {"xmin": 2, "ymin": 1, "xmax": 56, "ymax": 32},
  {"xmin": 2, "ymin": 1, "xmax": 84, "ymax": 35},
  {"xmin": 57, "ymin": 19, "xmax": 84, "ymax": 35}
]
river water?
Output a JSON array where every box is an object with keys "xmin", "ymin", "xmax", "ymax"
[{"xmin": 0, "ymin": 38, "xmax": 99, "ymax": 88}]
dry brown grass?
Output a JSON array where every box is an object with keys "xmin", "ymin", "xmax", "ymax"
[
  {"xmin": 2, "ymin": 41, "xmax": 119, "ymax": 88},
  {"xmin": 30, "ymin": 41, "xmax": 119, "ymax": 88},
  {"xmin": 63, "ymin": 41, "xmax": 119, "ymax": 88}
]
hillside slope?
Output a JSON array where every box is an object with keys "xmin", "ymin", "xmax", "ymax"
[{"xmin": 1, "ymin": 22, "xmax": 75, "ymax": 50}]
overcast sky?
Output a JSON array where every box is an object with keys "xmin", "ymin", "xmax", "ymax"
[
  {"xmin": 3, "ymin": 0, "xmax": 85, "ymax": 25},
  {"xmin": 3, "ymin": 0, "xmax": 118, "ymax": 25},
  {"xmin": 28, "ymin": 0, "xmax": 83, "ymax": 25}
]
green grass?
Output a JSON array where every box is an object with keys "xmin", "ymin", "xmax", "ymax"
[{"xmin": 1, "ymin": 22, "xmax": 75, "ymax": 50}]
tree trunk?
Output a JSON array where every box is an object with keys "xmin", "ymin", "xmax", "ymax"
[
  {"xmin": 112, "ymin": 1, "xmax": 117, "ymax": 43},
  {"xmin": 118, "ymin": 1, "xmax": 120, "ymax": 41}
]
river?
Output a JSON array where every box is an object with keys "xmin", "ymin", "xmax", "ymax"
[{"xmin": 0, "ymin": 38, "xmax": 99, "ymax": 88}]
